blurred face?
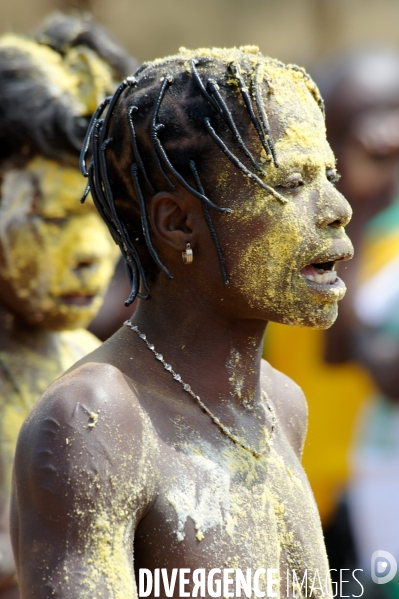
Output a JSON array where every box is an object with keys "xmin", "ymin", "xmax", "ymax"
[
  {"xmin": 0, "ymin": 156, "xmax": 118, "ymax": 330},
  {"xmin": 217, "ymin": 66, "xmax": 354, "ymax": 329},
  {"xmin": 337, "ymin": 109, "xmax": 399, "ymax": 209}
]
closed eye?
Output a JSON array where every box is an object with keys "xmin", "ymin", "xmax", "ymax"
[
  {"xmin": 42, "ymin": 217, "xmax": 68, "ymax": 227},
  {"xmin": 274, "ymin": 173, "xmax": 304, "ymax": 193}
]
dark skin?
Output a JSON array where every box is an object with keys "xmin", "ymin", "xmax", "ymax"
[{"xmin": 11, "ymin": 91, "xmax": 353, "ymax": 598}]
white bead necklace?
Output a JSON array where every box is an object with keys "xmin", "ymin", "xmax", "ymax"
[{"xmin": 124, "ymin": 319, "xmax": 276, "ymax": 458}]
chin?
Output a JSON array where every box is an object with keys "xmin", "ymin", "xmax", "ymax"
[
  {"xmin": 51, "ymin": 304, "xmax": 101, "ymax": 331},
  {"xmin": 22, "ymin": 298, "xmax": 102, "ymax": 331},
  {"xmin": 274, "ymin": 301, "xmax": 339, "ymax": 330}
]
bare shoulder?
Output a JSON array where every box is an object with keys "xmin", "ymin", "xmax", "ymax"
[
  {"xmin": 261, "ymin": 359, "xmax": 308, "ymax": 458},
  {"xmin": 22, "ymin": 360, "xmax": 142, "ymax": 433},
  {"xmin": 15, "ymin": 361, "xmax": 158, "ymax": 522},
  {"xmin": 12, "ymin": 362, "xmax": 157, "ymax": 597}
]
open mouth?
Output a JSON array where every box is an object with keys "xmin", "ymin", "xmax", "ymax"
[
  {"xmin": 60, "ymin": 294, "xmax": 95, "ymax": 306},
  {"xmin": 300, "ymin": 262, "xmax": 338, "ymax": 285}
]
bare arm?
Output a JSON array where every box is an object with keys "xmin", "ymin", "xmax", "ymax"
[{"xmin": 11, "ymin": 363, "xmax": 157, "ymax": 598}]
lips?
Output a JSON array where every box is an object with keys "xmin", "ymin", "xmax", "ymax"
[{"xmin": 299, "ymin": 246, "xmax": 353, "ymax": 301}]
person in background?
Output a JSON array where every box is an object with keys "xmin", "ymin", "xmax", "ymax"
[
  {"xmin": 319, "ymin": 51, "xmax": 399, "ymax": 596},
  {"xmin": 0, "ymin": 14, "xmax": 136, "ymax": 598},
  {"xmin": 326, "ymin": 174, "xmax": 399, "ymax": 597}
]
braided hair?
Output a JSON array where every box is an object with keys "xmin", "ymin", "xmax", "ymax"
[{"xmin": 81, "ymin": 46, "xmax": 324, "ymax": 305}]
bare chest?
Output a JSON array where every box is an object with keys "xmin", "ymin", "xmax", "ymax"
[{"xmin": 134, "ymin": 438, "xmax": 330, "ymax": 597}]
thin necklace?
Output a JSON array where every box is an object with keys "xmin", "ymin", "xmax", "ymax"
[{"xmin": 124, "ymin": 319, "xmax": 276, "ymax": 458}]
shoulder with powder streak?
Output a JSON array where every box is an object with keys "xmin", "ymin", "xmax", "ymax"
[
  {"xmin": 261, "ymin": 358, "xmax": 308, "ymax": 457},
  {"xmin": 14, "ymin": 361, "xmax": 159, "ymax": 522}
]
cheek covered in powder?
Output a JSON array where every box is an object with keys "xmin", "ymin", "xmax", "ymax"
[
  {"xmin": 226, "ymin": 194, "xmax": 339, "ymax": 329},
  {"xmin": 217, "ymin": 66, "xmax": 349, "ymax": 329},
  {"xmin": 0, "ymin": 159, "xmax": 118, "ymax": 328}
]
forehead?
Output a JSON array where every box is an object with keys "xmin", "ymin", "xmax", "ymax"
[
  {"xmin": 0, "ymin": 156, "xmax": 92, "ymax": 219},
  {"xmin": 262, "ymin": 64, "xmax": 335, "ymax": 169}
]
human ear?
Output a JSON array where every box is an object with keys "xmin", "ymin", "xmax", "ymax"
[{"xmin": 149, "ymin": 190, "xmax": 198, "ymax": 251}]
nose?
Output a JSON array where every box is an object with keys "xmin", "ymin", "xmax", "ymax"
[{"xmin": 316, "ymin": 188, "xmax": 352, "ymax": 229}]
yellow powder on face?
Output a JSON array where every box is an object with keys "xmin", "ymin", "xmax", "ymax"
[
  {"xmin": 214, "ymin": 58, "xmax": 352, "ymax": 330},
  {"xmin": 0, "ymin": 156, "xmax": 118, "ymax": 329}
]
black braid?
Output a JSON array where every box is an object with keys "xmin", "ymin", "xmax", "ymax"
[
  {"xmin": 150, "ymin": 76, "xmax": 176, "ymax": 190},
  {"xmin": 189, "ymin": 160, "xmax": 229, "ymax": 285},
  {"xmin": 81, "ymin": 49, "xmax": 324, "ymax": 305},
  {"xmin": 99, "ymin": 138, "xmax": 151, "ymax": 300},
  {"xmin": 80, "ymin": 96, "xmax": 111, "ymax": 178},
  {"xmin": 253, "ymin": 63, "xmax": 278, "ymax": 167},
  {"xmin": 127, "ymin": 106, "xmax": 155, "ymax": 195},
  {"xmin": 189, "ymin": 60, "xmax": 224, "ymax": 118},
  {"xmin": 130, "ymin": 163, "xmax": 173, "ymax": 280},
  {"xmin": 207, "ymin": 78, "xmax": 261, "ymax": 173},
  {"xmin": 203, "ymin": 118, "xmax": 286, "ymax": 204},
  {"xmin": 229, "ymin": 61, "xmax": 278, "ymax": 167}
]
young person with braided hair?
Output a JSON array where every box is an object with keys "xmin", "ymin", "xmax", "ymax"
[{"xmin": 12, "ymin": 46, "xmax": 353, "ymax": 598}]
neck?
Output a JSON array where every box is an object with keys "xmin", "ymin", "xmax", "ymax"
[
  {"xmin": 129, "ymin": 287, "xmax": 267, "ymax": 411},
  {"xmin": 0, "ymin": 302, "xmax": 59, "ymax": 357}
]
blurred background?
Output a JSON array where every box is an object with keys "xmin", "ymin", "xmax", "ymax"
[
  {"xmin": 2, "ymin": 0, "xmax": 399, "ymax": 67},
  {"xmin": 3, "ymin": 0, "xmax": 399, "ymax": 595}
]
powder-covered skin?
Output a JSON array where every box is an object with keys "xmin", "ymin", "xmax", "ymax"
[
  {"xmin": 0, "ymin": 157, "xmax": 118, "ymax": 589},
  {"xmin": 11, "ymin": 47, "xmax": 353, "ymax": 599},
  {"xmin": 0, "ymin": 157, "xmax": 118, "ymax": 329},
  {"xmin": 213, "ymin": 55, "xmax": 352, "ymax": 330},
  {"xmin": 0, "ymin": 155, "xmax": 118, "ymax": 484},
  {"xmin": 0, "ymin": 30, "xmax": 125, "ymax": 595}
]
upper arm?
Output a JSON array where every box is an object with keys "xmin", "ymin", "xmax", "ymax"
[
  {"xmin": 12, "ymin": 363, "xmax": 157, "ymax": 598},
  {"xmin": 261, "ymin": 360, "xmax": 308, "ymax": 458}
]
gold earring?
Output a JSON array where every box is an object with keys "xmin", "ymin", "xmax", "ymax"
[{"xmin": 182, "ymin": 243, "xmax": 193, "ymax": 265}]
